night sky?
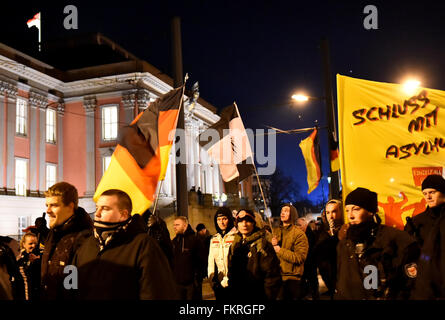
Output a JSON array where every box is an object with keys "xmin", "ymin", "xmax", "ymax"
[{"xmin": 2, "ymin": 0, "xmax": 445, "ymax": 205}]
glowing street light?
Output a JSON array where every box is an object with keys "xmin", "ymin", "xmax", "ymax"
[
  {"xmin": 402, "ymin": 79, "xmax": 421, "ymax": 95},
  {"xmin": 291, "ymin": 93, "xmax": 309, "ymax": 102}
]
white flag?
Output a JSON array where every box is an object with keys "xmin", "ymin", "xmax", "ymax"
[{"xmin": 27, "ymin": 12, "xmax": 41, "ymax": 30}]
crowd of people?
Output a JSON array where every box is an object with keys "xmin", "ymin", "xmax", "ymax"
[{"xmin": 0, "ymin": 173, "xmax": 444, "ymax": 300}]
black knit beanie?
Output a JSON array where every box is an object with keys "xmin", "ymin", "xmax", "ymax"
[
  {"xmin": 345, "ymin": 187, "xmax": 378, "ymax": 214},
  {"xmin": 421, "ymin": 174, "xmax": 445, "ymax": 194}
]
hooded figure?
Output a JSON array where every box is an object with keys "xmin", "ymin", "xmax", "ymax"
[
  {"xmin": 207, "ymin": 207, "xmax": 237, "ymax": 299},
  {"xmin": 271, "ymin": 203, "xmax": 309, "ymax": 300},
  {"xmin": 405, "ymin": 174, "xmax": 445, "ymax": 299},
  {"xmin": 228, "ymin": 209, "xmax": 282, "ymax": 300},
  {"xmin": 314, "ymin": 199, "xmax": 344, "ymax": 298},
  {"xmin": 335, "ymin": 187, "xmax": 420, "ymax": 300}
]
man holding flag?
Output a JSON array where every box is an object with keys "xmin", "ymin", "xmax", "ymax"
[
  {"xmin": 73, "ymin": 189, "xmax": 177, "ymax": 299},
  {"xmin": 94, "ymin": 86, "xmax": 184, "ymax": 215},
  {"xmin": 72, "ymin": 87, "xmax": 186, "ymax": 299}
]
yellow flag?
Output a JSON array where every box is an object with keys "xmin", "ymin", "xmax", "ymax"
[
  {"xmin": 299, "ymin": 129, "xmax": 321, "ymax": 194},
  {"xmin": 337, "ymin": 75, "xmax": 445, "ymax": 229}
]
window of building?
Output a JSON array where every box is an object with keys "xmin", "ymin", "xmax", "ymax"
[
  {"xmin": 46, "ymin": 163, "xmax": 57, "ymax": 189},
  {"xmin": 15, "ymin": 158, "xmax": 28, "ymax": 196},
  {"xmin": 102, "ymin": 156, "xmax": 112, "ymax": 174},
  {"xmin": 16, "ymin": 98, "xmax": 27, "ymax": 136},
  {"xmin": 46, "ymin": 108, "xmax": 56, "ymax": 143},
  {"xmin": 18, "ymin": 216, "xmax": 29, "ymax": 238},
  {"xmin": 102, "ymin": 105, "xmax": 118, "ymax": 141}
]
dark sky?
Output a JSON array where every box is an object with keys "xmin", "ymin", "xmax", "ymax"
[{"xmin": 3, "ymin": 0, "xmax": 445, "ymax": 204}]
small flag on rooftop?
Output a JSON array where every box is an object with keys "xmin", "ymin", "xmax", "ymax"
[{"xmin": 27, "ymin": 12, "xmax": 41, "ymax": 52}]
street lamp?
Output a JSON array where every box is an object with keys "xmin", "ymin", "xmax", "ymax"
[
  {"xmin": 291, "ymin": 93, "xmax": 310, "ymax": 102},
  {"xmin": 289, "ymin": 39, "xmax": 341, "ymax": 200},
  {"xmin": 402, "ymin": 79, "xmax": 421, "ymax": 95}
]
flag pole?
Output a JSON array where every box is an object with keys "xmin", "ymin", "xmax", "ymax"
[
  {"xmin": 152, "ymin": 77, "xmax": 188, "ymax": 216},
  {"xmin": 233, "ymin": 102, "xmax": 274, "ymax": 233},
  {"xmin": 152, "ymin": 180, "xmax": 164, "ymax": 215},
  {"xmin": 38, "ymin": 12, "xmax": 41, "ymax": 52}
]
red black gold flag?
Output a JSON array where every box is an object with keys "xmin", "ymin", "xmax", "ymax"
[
  {"xmin": 199, "ymin": 103, "xmax": 255, "ymax": 194},
  {"xmin": 330, "ymin": 135, "xmax": 340, "ymax": 172},
  {"xmin": 94, "ymin": 87, "xmax": 183, "ymax": 214},
  {"xmin": 299, "ymin": 128, "xmax": 322, "ymax": 194}
]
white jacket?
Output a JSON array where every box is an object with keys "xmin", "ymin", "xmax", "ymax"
[{"xmin": 207, "ymin": 227, "xmax": 236, "ymax": 288}]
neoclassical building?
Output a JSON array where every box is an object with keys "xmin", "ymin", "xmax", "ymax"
[{"xmin": 0, "ymin": 33, "xmax": 249, "ymax": 237}]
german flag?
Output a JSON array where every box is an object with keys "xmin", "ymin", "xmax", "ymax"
[
  {"xmin": 94, "ymin": 87, "xmax": 183, "ymax": 215},
  {"xmin": 299, "ymin": 128, "xmax": 322, "ymax": 194},
  {"xmin": 330, "ymin": 135, "xmax": 340, "ymax": 172}
]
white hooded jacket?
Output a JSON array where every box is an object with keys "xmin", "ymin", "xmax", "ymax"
[{"xmin": 207, "ymin": 227, "xmax": 237, "ymax": 287}]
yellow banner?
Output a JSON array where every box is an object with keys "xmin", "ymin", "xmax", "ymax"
[{"xmin": 337, "ymin": 75, "xmax": 445, "ymax": 229}]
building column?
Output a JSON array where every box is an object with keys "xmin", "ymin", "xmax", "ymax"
[
  {"xmin": 38, "ymin": 104, "xmax": 46, "ymax": 192},
  {"xmin": 136, "ymin": 88, "xmax": 151, "ymax": 112},
  {"xmin": 122, "ymin": 91, "xmax": 136, "ymax": 124},
  {"xmin": 83, "ymin": 96, "xmax": 96, "ymax": 197},
  {"xmin": 171, "ymin": 144, "xmax": 177, "ymax": 198},
  {"xmin": 0, "ymin": 92, "xmax": 4, "ymax": 189},
  {"xmin": 185, "ymin": 122, "xmax": 194, "ymax": 191},
  {"xmin": 5, "ymin": 83, "xmax": 17, "ymax": 194},
  {"xmin": 57, "ymin": 101, "xmax": 64, "ymax": 182},
  {"xmin": 28, "ymin": 91, "xmax": 46, "ymax": 195}
]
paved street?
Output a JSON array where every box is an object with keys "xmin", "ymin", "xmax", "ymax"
[{"xmin": 202, "ymin": 273, "xmax": 330, "ymax": 300}]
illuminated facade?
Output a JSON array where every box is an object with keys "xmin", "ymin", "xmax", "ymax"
[{"xmin": 0, "ymin": 34, "xmax": 253, "ymax": 237}]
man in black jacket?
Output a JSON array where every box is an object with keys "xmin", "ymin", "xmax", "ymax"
[
  {"xmin": 228, "ymin": 209, "xmax": 282, "ymax": 300},
  {"xmin": 73, "ymin": 189, "xmax": 177, "ymax": 299},
  {"xmin": 41, "ymin": 182, "xmax": 93, "ymax": 300},
  {"xmin": 405, "ymin": 174, "xmax": 445, "ymax": 299},
  {"xmin": 314, "ymin": 199, "xmax": 343, "ymax": 299},
  {"xmin": 172, "ymin": 216, "xmax": 206, "ymax": 300},
  {"xmin": 336, "ymin": 187, "xmax": 420, "ymax": 300}
]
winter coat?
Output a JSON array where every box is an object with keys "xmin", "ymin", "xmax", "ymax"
[
  {"xmin": 335, "ymin": 222, "xmax": 420, "ymax": 300},
  {"xmin": 228, "ymin": 228, "xmax": 282, "ymax": 300},
  {"xmin": 172, "ymin": 224, "xmax": 206, "ymax": 286},
  {"xmin": 146, "ymin": 214, "xmax": 174, "ymax": 269},
  {"xmin": 314, "ymin": 222, "xmax": 339, "ymax": 294},
  {"xmin": 17, "ymin": 249, "xmax": 42, "ymax": 300},
  {"xmin": 272, "ymin": 224, "xmax": 308, "ymax": 281},
  {"xmin": 0, "ymin": 266, "xmax": 12, "ymax": 300},
  {"xmin": 73, "ymin": 214, "xmax": 177, "ymax": 300},
  {"xmin": 208, "ymin": 227, "xmax": 237, "ymax": 288},
  {"xmin": 0, "ymin": 238, "xmax": 25, "ymax": 300},
  {"xmin": 40, "ymin": 207, "xmax": 93, "ymax": 300},
  {"xmin": 405, "ymin": 202, "xmax": 445, "ymax": 299}
]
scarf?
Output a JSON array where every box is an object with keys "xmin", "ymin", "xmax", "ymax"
[{"xmin": 93, "ymin": 218, "xmax": 131, "ymax": 251}]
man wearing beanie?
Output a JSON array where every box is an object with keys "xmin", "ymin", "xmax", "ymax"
[
  {"xmin": 405, "ymin": 174, "xmax": 445, "ymax": 299},
  {"xmin": 207, "ymin": 207, "xmax": 237, "ymax": 299},
  {"xmin": 335, "ymin": 187, "xmax": 420, "ymax": 300},
  {"xmin": 73, "ymin": 189, "xmax": 178, "ymax": 299},
  {"xmin": 271, "ymin": 203, "xmax": 308, "ymax": 300},
  {"xmin": 228, "ymin": 209, "xmax": 282, "ymax": 300}
]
